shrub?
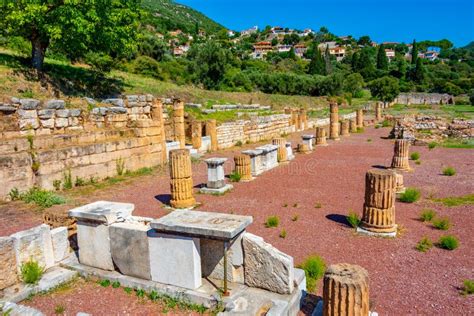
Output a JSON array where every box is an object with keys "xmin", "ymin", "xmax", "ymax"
[
  {"xmin": 235, "ymin": 140, "xmax": 243, "ymax": 147},
  {"xmin": 432, "ymin": 217, "xmax": 451, "ymax": 230},
  {"xmin": 462, "ymin": 280, "xmax": 474, "ymax": 295},
  {"xmin": 229, "ymin": 171, "xmax": 241, "ymax": 183},
  {"xmin": 112, "ymin": 281, "xmax": 121, "ymax": 288},
  {"xmin": 98, "ymin": 279, "xmax": 111, "ymax": 287},
  {"xmin": 20, "ymin": 259, "xmax": 44, "ymax": 284},
  {"xmin": 399, "ymin": 188, "xmax": 421, "ymax": 203},
  {"xmin": 442, "ymin": 167, "xmax": 456, "ymax": 176},
  {"xmin": 279, "ymin": 229, "xmax": 287, "ymax": 238},
  {"xmin": 54, "ymin": 305, "xmax": 66, "ymax": 315},
  {"xmin": 428, "ymin": 142, "xmax": 437, "ymax": 150},
  {"xmin": 265, "ymin": 216, "xmax": 280, "ymax": 228},
  {"xmin": 63, "ymin": 170, "xmax": 73, "ymax": 190},
  {"xmin": 8, "ymin": 187, "xmax": 20, "ymax": 201},
  {"xmin": 415, "ymin": 237, "xmax": 433, "ymax": 252},
  {"xmin": 85, "ymin": 52, "xmax": 114, "ymax": 73},
  {"xmin": 299, "ymin": 255, "xmax": 326, "ymax": 292},
  {"xmin": 437, "ymin": 235, "xmax": 459, "ymax": 250},
  {"xmin": 20, "ymin": 187, "xmax": 66, "ymax": 208},
  {"xmin": 132, "ymin": 56, "xmax": 162, "ymax": 78},
  {"xmin": 346, "ymin": 212, "xmax": 361, "ymax": 228},
  {"xmin": 419, "ymin": 209, "xmax": 436, "ymax": 222},
  {"xmin": 75, "ymin": 177, "xmax": 86, "ymax": 187},
  {"xmin": 116, "ymin": 158, "xmax": 125, "ymax": 176},
  {"xmin": 410, "ymin": 152, "xmax": 420, "ymax": 160}
]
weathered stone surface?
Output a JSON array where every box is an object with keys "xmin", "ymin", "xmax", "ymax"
[
  {"xmin": 110, "ymin": 221, "xmax": 151, "ymax": 280},
  {"xmin": 69, "ymin": 109, "xmax": 82, "ymax": 117},
  {"xmin": 191, "ymin": 121, "xmax": 202, "ymax": 149},
  {"xmin": 1, "ymin": 302, "xmax": 45, "ymax": 316},
  {"xmin": 11, "ymin": 224, "xmax": 55, "ymax": 271},
  {"xmin": 329, "ymin": 103, "xmax": 340, "ymax": 140},
  {"xmin": 19, "ymin": 99, "xmax": 40, "ymax": 110},
  {"xmin": 40, "ymin": 118, "xmax": 55, "ymax": 129},
  {"xmin": 76, "ymin": 220, "xmax": 114, "ymax": 270},
  {"xmin": 205, "ymin": 119, "xmax": 218, "ymax": 151},
  {"xmin": 391, "ymin": 139, "xmax": 411, "ymax": 171},
  {"xmin": 45, "ymin": 100, "xmax": 65, "ymax": 110},
  {"xmin": 272, "ymin": 138, "xmax": 288, "ymax": 162},
  {"xmin": 323, "ymin": 263, "xmax": 369, "ymax": 316},
  {"xmin": 234, "ymin": 154, "xmax": 252, "ymax": 181},
  {"xmin": 0, "ymin": 105, "xmax": 16, "ymax": 113},
  {"xmin": 315, "ymin": 127, "xmax": 327, "ymax": 146},
  {"xmin": 37, "ymin": 109, "xmax": 55, "ymax": 119},
  {"xmin": 0, "ymin": 237, "xmax": 18, "ymax": 290},
  {"xmin": 242, "ymin": 233, "xmax": 294, "ymax": 294},
  {"xmin": 242, "ymin": 149, "xmax": 264, "ymax": 176},
  {"xmin": 169, "ymin": 149, "xmax": 195, "ymax": 208},
  {"xmin": 110, "ymin": 106, "xmax": 127, "ymax": 114},
  {"xmin": 69, "ymin": 201, "xmax": 135, "ymax": 224},
  {"xmin": 50, "ymin": 227, "xmax": 69, "ymax": 263},
  {"xmin": 148, "ymin": 232, "xmax": 202, "ymax": 290},
  {"xmin": 55, "ymin": 117, "xmax": 69, "ymax": 128},
  {"xmin": 204, "ymin": 157, "xmax": 227, "ymax": 189},
  {"xmin": 104, "ymin": 98, "xmax": 124, "ymax": 107},
  {"xmin": 18, "ymin": 109, "xmax": 37, "ymax": 119},
  {"xmin": 55, "ymin": 109, "xmax": 70, "ymax": 118},
  {"xmin": 91, "ymin": 107, "xmax": 109, "ymax": 116},
  {"xmin": 19, "ymin": 118, "xmax": 39, "ymax": 130},
  {"xmin": 173, "ymin": 99, "xmax": 186, "ymax": 149}
]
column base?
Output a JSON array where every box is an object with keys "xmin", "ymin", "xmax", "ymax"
[
  {"xmin": 199, "ymin": 184, "xmax": 233, "ymax": 195},
  {"xmin": 313, "ymin": 300, "xmax": 379, "ymax": 316},
  {"xmin": 170, "ymin": 198, "xmax": 196, "ymax": 209},
  {"xmin": 356, "ymin": 225, "xmax": 397, "ymax": 238}
]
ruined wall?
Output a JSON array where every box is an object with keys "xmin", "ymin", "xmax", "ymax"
[{"xmin": 395, "ymin": 93, "xmax": 454, "ymax": 105}]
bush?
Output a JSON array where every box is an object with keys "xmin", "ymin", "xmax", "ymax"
[
  {"xmin": 99, "ymin": 279, "xmax": 111, "ymax": 287},
  {"xmin": 399, "ymin": 188, "xmax": 421, "ymax": 203},
  {"xmin": 132, "ymin": 56, "xmax": 162, "ymax": 78},
  {"xmin": 437, "ymin": 235, "xmax": 459, "ymax": 250},
  {"xmin": 462, "ymin": 280, "xmax": 474, "ymax": 295},
  {"xmin": 419, "ymin": 209, "xmax": 437, "ymax": 222},
  {"xmin": 20, "ymin": 259, "xmax": 44, "ymax": 284},
  {"xmin": 8, "ymin": 187, "xmax": 20, "ymax": 201},
  {"xmin": 265, "ymin": 216, "xmax": 280, "ymax": 228},
  {"xmin": 229, "ymin": 171, "xmax": 241, "ymax": 183},
  {"xmin": 410, "ymin": 152, "xmax": 420, "ymax": 160},
  {"xmin": 63, "ymin": 170, "xmax": 73, "ymax": 190},
  {"xmin": 442, "ymin": 167, "xmax": 456, "ymax": 176},
  {"xmin": 346, "ymin": 212, "xmax": 361, "ymax": 228},
  {"xmin": 20, "ymin": 187, "xmax": 66, "ymax": 208},
  {"xmin": 299, "ymin": 255, "xmax": 326, "ymax": 292},
  {"xmin": 428, "ymin": 142, "xmax": 437, "ymax": 150},
  {"xmin": 85, "ymin": 52, "xmax": 114, "ymax": 73},
  {"xmin": 415, "ymin": 237, "xmax": 433, "ymax": 252},
  {"xmin": 112, "ymin": 281, "xmax": 121, "ymax": 288},
  {"xmin": 432, "ymin": 217, "xmax": 451, "ymax": 230},
  {"xmin": 279, "ymin": 229, "xmax": 287, "ymax": 238}
]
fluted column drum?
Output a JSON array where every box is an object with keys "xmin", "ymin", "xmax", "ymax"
[
  {"xmin": 297, "ymin": 143, "xmax": 310, "ymax": 153},
  {"xmin": 272, "ymin": 138, "xmax": 288, "ymax": 162},
  {"xmin": 391, "ymin": 139, "xmax": 411, "ymax": 171},
  {"xmin": 350, "ymin": 119, "xmax": 357, "ymax": 133},
  {"xmin": 205, "ymin": 119, "xmax": 218, "ymax": 151},
  {"xmin": 315, "ymin": 127, "xmax": 327, "ymax": 146},
  {"xmin": 375, "ymin": 102, "xmax": 382, "ymax": 121},
  {"xmin": 323, "ymin": 263, "xmax": 369, "ymax": 316},
  {"xmin": 173, "ymin": 99, "xmax": 186, "ymax": 149},
  {"xmin": 169, "ymin": 149, "xmax": 195, "ymax": 208},
  {"xmin": 191, "ymin": 121, "xmax": 202, "ymax": 149},
  {"xmin": 356, "ymin": 109, "xmax": 364, "ymax": 128},
  {"xmin": 340, "ymin": 120, "xmax": 350, "ymax": 137},
  {"xmin": 330, "ymin": 103, "xmax": 340, "ymax": 140},
  {"xmin": 234, "ymin": 154, "xmax": 252, "ymax": 181}
]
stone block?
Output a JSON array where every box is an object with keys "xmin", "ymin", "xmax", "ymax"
[
  {"xmin": 18, "ymin": 109, "xmax": 37, "ymax": 119},
  {"xmin": 110, "ymin": 222, "xmax": 151, "ymax": 280},
  {"xmin": 55, "ymin": 117, "xmax": 69, "ymax": 128},
  {"xmin": 242, "ymin": 233, "xmax": 294, "ymax": 294},
  {"xmin": 50, "ymin": 227, "xmax": 69, "ymax": 263},
  {"xmin": 76, "ymin": 220, "xmax": 114, "ymax": 270},
  {"xmin": 148, "ymin": 232, "xmax": 201, "ymax": 290},
  {"xmin": 55, "ymin": 109, "xmax": 70, "ymax": 118},
  {"xmin": 11, "ymin": 224, "xmax": 55, "ymax": 271},
  {"xmin": 19, "ymin": 118, "xmax": 39, "ymax": 130},
  {"xmin": 104, "ymin": 98, "xmax": 124, "ymax": 107},
  {"xmin": 110, "ymin": 107, "xmax": 127, "ymax": 114},
  {"xmin": 69, "ymin": 201, "xmax": 134, "ymax": 224},
  {"xmin": 0, "ymin": 237, "xmax": 19, "ymax": 290},
  {"xmin": 19, "ymin": 99, "xmax": 40, "ymax": 110},
  {"xmin": 37, "ymin": 109, "xmax": 55, "ymax": 119},
  {"xmin": 0, "ymin": 105, "xmax": 16, "ymax": 114},
  {"xmin": 69, "ymin": 109, "xmax": 82, "ymax": 117},
  {"xmin": 40, "ymin": 118, "xmax": 55, "ymax": 129},
  {"xmin": 45, "ymin": 100, "xmax": 65, "ymax": 110},
  {"xmin": 1, "ymin": 302, "xmax": 44, "ymax": 316}
]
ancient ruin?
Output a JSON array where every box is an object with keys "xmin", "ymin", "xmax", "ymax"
[
  {"xmin": 169, "ymin": 149, "xmax": 196, "ymax": 209},
  {"xmin": 375, "ymin": 102, "xmax": 382, "ymax": 121},
  {"xmin": 173, "ymin": 99, "xmax": 186, "ymax": 149},
  {"xmin": 191, "ymin": 121, "xmax": 202, "ymax": 149},
  {"xmin": 200, "ymin": 158, "xmax": 233, "ymax": 194},
  {"xmin": 395, "ymin": 93, "xmax": 454, "ymax": 105},
  {"xmin": 234, "ymin": 154, "xmax": 253, "ymax": 181},
  {"xmin": 391, "ymin": 139, "xmax": 411, "ymax": 171},
  {"xmin": 302, "ymin": 134, "xmax": 315, "ymax": 151},
  {"xmin": 315, "ymin": 127, "xmax": 328, "ymax": 146},
  {"xmin": 272, "ymin": 138, "xmax": 288, "ymax": 163},
  {"xmin": 356, "ymin": 108, "xmax": 364, "ymax": 128},
  {"xmin": 329, "ymin": 102, "xmax": 340, "ymax": 140},
  {"xmin": 340, "ymin": 120, "xmax": 350, "ymax": 137},
  {"xmin": 350, "ymin": 119, "xmax": 358, "ymax": 133}
]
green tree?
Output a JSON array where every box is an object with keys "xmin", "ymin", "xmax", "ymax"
[
  {"xmin": 376, "ymin": 44, "xmax": 389, "ymax": 70},
  {"xmin": 411, "ymin": 39, "xmax": 418, "ymax": 65},
  {"xmin": 0, "ymin": 0, "xmax": 140, "ymax": 70},
  {"xmin": 324, "ymin": 46, "xmax": 332, "ymax": 74},
  {"xmin": 343, "ymin": 73, "xmax": 365, "ymax": 97},
  {"xmin": 412, "ymin": 58, "xmax": 425, "ymax": 83},
  {"xmin": 470, "ymin": 91, "xmax": 474, "ymax": 105},
  {"xmin": 368, "ymin": 76, "xmax": 400, "ymax": 102},
  {"xmin": 357, "ymin": 35, "xmax": 372, "ymax": 46},
  {"xmin": 308, "ymin": 48, "xmax": 326, "ymax": 75}
]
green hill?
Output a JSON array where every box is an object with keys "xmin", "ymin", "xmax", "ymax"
[
  {"xmin": 141, "ymin": 0, "xmax": 225, "ymax": 35},
  {"xmin": 462, "ymin": 41, "xmax": 474, "ymax": 51}
]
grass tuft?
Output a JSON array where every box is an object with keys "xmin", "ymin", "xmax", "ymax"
[
  {"xmin": 437, "ymin": 235, "xmax": 459, "ymax": 250},
  {"xmin": 419, "ymin": 209, "xmax": 436, "ymax": 222},
  {"xmin": 410, "ymin": 152, "xmax": 420, "ymax": 160},
  {"xmin": 432, "ymin": 194, "xmax": 474, "ymax": 207},
  {"xmin": 19, "ymin": 187, "xmax": 66, "ymax": 209},
  {"xmin": 415, "ymin": 237, "xmax": 433, "ymax": 252},
  {"xmin": 462, "ymin": 280, "xmax": 474, "ymax": 295},
  {"xmin": 346, "ymin": 212, "xmax": 361, "ymax": 228},
  {"xmin": 442, "ymin": 166, "xmax": 456, "ymax": 176},
  {"xmin": 264, "ymin": 216, "xmax": 279, "ymax": 228},
  {"xmin": 279, "ymin": 229, "xmax": 287, "ymax": 238},
  {"xmin": 399, "ymin": 188, "xmax": 421, "ymax": 203},
  {"xmin": 432, "ymin": 217, "xmax": 451, "ymax": 230},
  {"xmin": 298, "ymin": 255, "xmax": 326, "ymax": 293},
  {"xmin": 20, "ymin": 259, "xmax": 44, "ymax": 284},
  {"xmin": 229, "ymin": 171, "xmax": 241, "ymax": 182}
]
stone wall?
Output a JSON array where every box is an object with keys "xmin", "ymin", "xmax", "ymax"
[{"xmin": 394, "ymin": 93, "xmax": 454, "ymax": 105}]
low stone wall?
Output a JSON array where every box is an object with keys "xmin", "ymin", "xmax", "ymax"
[{"xmin": 395, "ymin": 93, "xmax": 454, "ymax": 105}]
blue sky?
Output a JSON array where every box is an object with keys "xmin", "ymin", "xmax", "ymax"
[{"xmin": 177, "ymin": 0, "xmax": 473, "ymax": 47}]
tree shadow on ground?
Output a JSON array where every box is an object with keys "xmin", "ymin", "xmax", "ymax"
[
  {"xmin": 326, "ymin": 214, "xmax": 352, "ymax": 228},
  {"xmin": 0, "ymin": 52, "xmax": 126, "ymax": 98},
  {"xmin": 154, "ymin": 194, "xmax": 171, "ymax": 205}
]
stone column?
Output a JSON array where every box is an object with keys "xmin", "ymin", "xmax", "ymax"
[
  {"xmin": 291, "ymin": 109, "xmax": 298, "ymax": 129},
  {"xmin": 151, "ymin": 98, "xmax": 168, "ymax": 164},
  {"xmin": 356, "ymin": 109, "xmax": 364, "ymax": 128},
  {"xmin": 169, "ymin": 149, "xmax": 195, "ymax": 209},
  {"xmin": 297, "ymin": 143, "xmax": 310, "ymax": 154},
  {"xmin": 234, "ymin": 154, "xmax": 253, "ymax": 181},
  {"xmin": 340, "ymin": 120, "xmax": 350, "ymax": 137},
  {"xmin": 323, "ymin": 263, "xmax": 369, "ymax": 316},
  {"xmin": 350, "ymin": 119, "xmax": 358, "ymax": 133},
  {"xmin": 359, "ymin": 169, "xmax": 397, "ymax": 235},
  {"xmin": 329, "ymin": 102, "xmax": 340, "ymax": 140},
  {"xmin": 200, "ymin": 158, "xmax": 233, "ymax": 194},
  {"xmin": 296, "ymin": 111, "xmax": 303, "ymax": 131},
  {"xmin": 205, "ymin": 119, "xmax": 218, "ymax": 151},
  {"xmin": 300, "ymin": 109, "xmax": 308, "ymax": 130},
  {"xmin": 315, "ymin": 127, "xmax": 327, "ymax": 146},
  {"xmin": 173, "ymin": 99, "xmax": 186, "ymax": 149},
  {"xmin": 272, "ymin": 138, "xmax": 288, "ymax": 163},
  {"xmin": 191, "ymin": 121, "xmax": 202, "ymax": 150},
  {"xmin": 391, "ymin": 139, "xmax": 411, "ymax": 171},
  {"xmin": 375, "ymin": 102, "xmax": 382, "ymax": 121}
]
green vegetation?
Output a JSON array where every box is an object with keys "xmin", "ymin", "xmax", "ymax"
[
  {"xmin": 20, "ymin": 259, "xmax": 44, "ymax": 284},
  {"xmin": 112, "ymin": 281, "xmax": 121, "ymax": 289},
  {"xmin": 229, "ymin": 171, "xmax": 242, "ymax": 182},
  {"xmin": 124, "ymin": 287, "xmax": 133, "ymax": 294},
  {"xmin": 437, "ymin": 235, "xmax": 459, "ymax": 250},
  {"xmin": 63, "ymin": 170, "xmax": 73, "ymax": 190},
  {"xmin": 13, "ymin": 187, "xmax": 66, "ymax": 209},
  {"xmin": 432, "ymin": 194, "xmax": 474, "ymax": 207},
  {"xmin": 442, "ymin": 167, "xmax": 456, "ymax": 176},
  {"xmin": 346, "ymin": 212, "xmax": 361, "ymax": 228},
  {"xmin": 98, "ymin": 279, "xmax": 111, "ymax": 287},
  {"xmin": 462, "ymin": 280, "xmax": 474, "ymax": 295},
  {"xmin": 314, "ymin": 203, "xmax": 322, "ymax": 209},
  {"xmin": 410, "ymin": 152, "xmax": 420, "ymax": 160},
  {"xmin": 415, "ymin": 237, "xmax": 433, "ymax": 253},
  {"xmin": 440, "ymin": 138, "xmax": 474, "ymax": 149},
  {"xmin": 54, "ymin": 305, "xmax": 66, "ymax": 315},
  {"xmin": 432, "ymin": 217, "xmax": 452, "ymax": 230},
  {"xmin": 399, "ymin": 188, "xmax": 421, "ymax": 203},
  {"xmin": 298, "ymin": 255, "xmax": 326, "ymax": 293},
  {"xmin": 265, "ymin": 216, "xmax": 280, "ymax": 228},
  {"xmin": 279, "ymin": 229, "xmax": 287, "ymax": 239},
  {"xmin": 415, "ymin": 160, "xmax": 422, "ymax": 165},
  {"xmin": 428, "ymin": 142, "xmax": 437, "ymax": 150},
  {"xmin": 291, "ymin": 214, "xmax": 299, "ymax": 222},
  {"xmin": 419, "ymin": 209, "xmax": 437, "ymax": 222},
  {"xmin": 116, "ymin": 158, "xmax": 126, "ymax": 176}
]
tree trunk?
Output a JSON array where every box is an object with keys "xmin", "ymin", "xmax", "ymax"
[{"xmin": 31, "ymin": 31, "xmax": 49, "ymax": 71}]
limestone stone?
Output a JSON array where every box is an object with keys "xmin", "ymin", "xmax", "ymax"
[
  {"xmin": 19, "ymin": 118, "xmax": 39, "ymax": 130},
  {"xmin": 18, "ymin": 109, "xmax": 37, "ymax": 119},
  {"xmin": 50, "ymin": 227, "xmax": 69, "ymax": 263},
  {"xmin": 1, "ymin": 302, "xmax": 44, "ymax": 316},
  {"xmin": 375, "ymin": 102, "xmax": 382, "ymax": 121},
  {"xmin": 0, "ymin": 237, "xmax": 18, "ymax": 290},
  {"xmin": 68, "ymin": 201, "xmax": 135, "ymax": 224},
  {"xmin": 110, "ymin": 221, "xmax": 151, "ymax": 280},
  {"xmin": 45, "ymin": 100, "xmax": 65, "ymax": 110},
  {"xmin": 11, "ymin": 224, "xmax": 55, "ymax": 271},
  {"xmin": 394, "ymin": 172, "xmax": 405, "ymax": 194},
  {"xmin": 55, "ymin": 117, "xmax": 69, "ymax": 128},
  {"xmin": 234, "ymin": 154, "xmax": 252, "ymax": 181},
  {"xmin": 75, "ymin": 220, "xmax": 114, "ymax": 270},
  {"xmin": 256, "ymin": 144, "xmax": 278, "ymax": 171},
  {"xmin": 173, "ymin": 99, "xmax": 186, "ymax": 149},
  {"xmin": 391, "ymin": 139, "xmax": 411, "ymax": 171},
  {"xmin": 356, "ymin": 109, "xmax": 364, "ymax": 128},
  {"xmin": 286, "ymin": 142, "xmax": 295, "ymax": 160},
  {"xmin": 323, "ymin": 263, "xmax": 369, "ymax": 316},
  {"xmin": 110, "ymin": 107, "xmax": 127, "ymax": 114},
  {"xmin": 204, "ymin": 157, "xmax": 227, "ymax": 189},
  {"xmin": 192, "ymin": 121, "xmax": 202, "ymax": 149},
  {"xmin": 302, "ymin": 135, "xmax": 314, "ymax": 151},
  {"xmin": 297, "ymin": 143, "xmax": 310, "ymax": 154},
  {"xmin": 205, "ymin": 119, "xmax": 218, "ymax": 151},
  {"xmin": 315, "ymin": 127, "xmax": 327, "ymax": 146},
  {"xmin": 19, "ymin": 99, "xmax": 40, "ymax": 110},
  {"xmin": 69, "ymin": 109, "xmax": 82, "ymax": 117},
  {"xmin": 37, "ymin": 109, "xmax": 55, "ymax": 119},
  {"xmin": 169, "ymin": 149, "xmax": 195, "ymax": 208},
  {"xmin": 242, "ymin": 233, "xmax": 294, "ymax": 295},
  {"xmin": 104, "ymin": 98, "xmax": 124, "ymax": 107},
  {"xmin": 242, "ymin": 149, "xmax": 264, "ymax": 176},
  {"xmin": 350, "ymin": 119, "xmax": 358, "ymax": 133},
  {"xmin": 272, "ymin": 138, "xmax": 288, "ymax": 162},
  {"xmin": 55, "ymin": 109, "xmax": 71, "ymax": 118},
  {"xmin": 0, "ymin": 105, "xmax": 16, "ymax": 114},
  {"xmin": 340, "ymin": 120, "xmax": 350, "ymax": 137},
  {"xmin": 148, "ymin": 232, "xmax": 201, "ymax": 290}
]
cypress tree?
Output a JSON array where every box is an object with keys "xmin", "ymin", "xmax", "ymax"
[
  {"xmin": 324, "ymin": 45, "xmax": 332, "ymax": 74},
  {"xmin": 411, "ymin": 39, "xmax": 418, "ymax": 65},
  {"xmin": 376, "ymin": 44, "xmax": 389, "ymax": 70},
  {"xmin": 413, "ymin": 58, "xmax": 425, "ymax": 83},
  {"xmin": 309, "ymin": 48, "xmax": 326, "ymax": 75}
]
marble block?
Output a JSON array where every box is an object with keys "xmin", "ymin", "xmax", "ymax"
[
  {"xmin": 76, "ymin": 221, "xmax": 114, "ymax": 270},
  {"xmin": 242, "ymin": 149, "xmax": 264, "ymax": 176},
  {"xmin": 11, "ymin": 224, "xmax": 54, "ymax": 271},
  {"xmin": 68, "ymin": 201, "xmax": 135, "ymax": 224},
  {"xmin": 50, "ymin": 227, "xmax": 69, "ymax": 263}
]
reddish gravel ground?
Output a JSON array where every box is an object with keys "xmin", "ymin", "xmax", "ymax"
[{"xmin": 5, "ymin": 126, "xmax": 474, "ymax": 315}]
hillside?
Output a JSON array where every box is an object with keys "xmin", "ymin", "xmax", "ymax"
[
  {"xmin": 462, "ymin": 41, "xmax": 474, "ymax": 51},
  {"xmin": 141, "ymin": 0, "xmax": 225, "ymax": 35}
]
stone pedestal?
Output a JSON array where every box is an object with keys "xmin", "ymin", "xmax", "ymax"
[
  {"xmin": 350, "ymin": 119, "xmax": 358, "ymax": 133},
  {"xmin": 173, "ymin": 99, "xmax": 186, "ymax": 149},
  {"xmin": 256, "ymin": 145, "xmax": 278, "ymax": 171},
  {"xmin": 329, "ymin": 103, "xmax": 340, "ymax": 140},
  {"xmin": 234, "ymin": 154, "xmax": 253, "ymax": 181},
  {"xmin": 297, "ymin": 143, "xmax": 310, "ymax": 154},
  {"xmin": 242, "ymin": 149, "xmax": 264, "ymax": 176},
  {"xmin": 375, "ymin": 102, "xmax": 382, "ymax": 121},
  {"xmin": 340, "ymin": 120, "xmax": 350, "ymax": 137},
  {"xmin": 272, "ymin": 138, "xmax": 288, "ymax": 163},
  {"xmin": 323, "ymin": 263, "xmax": 369, "ymax": 316},
  {"xmin": 356, "ymin": 109, "xmax": 364, "ymax": 128},
  {"xmin": 286, "ymin": 142, "xmax": 295, "ymax": 160},
  {"xmin": 358, "ymin": 169, "xmax": 397, "ymax": 236},
  {"xmin": 391, "ymin": 139, "xmax": 411, "ymax": 171},
  {"xmin": 200, "ymin": 158, "xmax": 233, "ymax": 194},
  {"xmin": 205, "ymin": 119, "xmax": 218, "ymax": 151},
  {"xmin": 302, "ymin": 135, "xmax": 315, "ymax": 151},
  {"xmin": 315, "ymin": 127, "xmax": 328, "ymax": 146},
  {"xmin": 169, "ymin": 149, "xmax": 196, "ymax": 209},
  {"xmin": 191, "ymin": 121, "xmax": 202, "ymax": 150}
]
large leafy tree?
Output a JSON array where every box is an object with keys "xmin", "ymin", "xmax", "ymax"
[
  {"xmin": 376, "ymin": 44, "xmax": 389, "ymax": 70},
  {"xmin": 368, "ymin": 76, "xmax": 400, "ymax": 102},
  {"xmin": 411, "ymin": 39, "xmax": 418, "ymax": 65},
  {"xmin": 308, "ymin": 48, "xmax": 325, "ymax": 75},
  {"xmin": 1, "ymin": 0, "xmax": 140, "ymax": 70}
]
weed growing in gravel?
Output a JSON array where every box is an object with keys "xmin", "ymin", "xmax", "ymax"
[
  {"xmin": 124, "ymin": 287, "xmax": 133, "ymax": 294},
  {"xmin": 356, "ymin": 127, "xmax": 365, "ymax": 133},
  {"xmin": 98, "ymin": 279, "xmax": 111, "ymax": 287},
  {"xmin": 428, "ymin": 142, "xmax": 437, "ymax": 150},
  {"xmin": 437, "ymin": 235, "xmax": 459, "ymax": 250},
  {"xmin": 283, "ymin": 203, "xmax": 288, "ymax": 207},
  {"xmin": 410, "ymin": 152, "xmax": 420, "ymax": 160},
  {"xmin": 415, "ymin": 237, "xmax": 433, "ymax": 252},
  {"xmin": 346, "ymin": 212, "xmax": 361, "ymax": 228},
  {"xmin": 419, "ymin": 209, "xmax": 437, "ymax": 222},
  {"xmin": 442, "ymin": 167, "xmax": 456, "ymax": 176},
  {"xmin": 19, "ymin": 187, "xmax": 66, "ymax": 209},
  {"xmin": 112, "ymin": 281, "xmax": 121, "ymax": 288},
  {"xmin": 54, "ymin": 304, "xmax": 66, "ymax": 315},
  {"xmin": 399, "ymin": 188, "xmax": 421, "ymax": 203},
  {"xmin": 265, "ymin": 216, "xmax": 280, "ymax": 228},
  {"xmin": 367, "ymin": 138, "xmax": 372, "ymax": 142},
  {"xmin": 291, "ymin": 214, "xmax": 299, "ymax": 222},
  {"xmin": 63, "ymin": 170, "xmax": 73, "ymax": 190},
  {"xmin": 314, "ymin": 203, "xmax": 322, "ymax": 209},
  {"xmin": 293, "ymin": 203, "xmax": 298, "ymax": 208},
  {"xmin": 8, "ymin": 187, "xmax": 20, "ymax": 200},
  {"xmin": 279, "ymin": 229, "xmax": 287, "ymax": 238},
  {"xmin": 229, "ymin": 171, "xmax": 241, "ymax": 182},
  {"xmin": 135, "ymin": 288, "xmax": 145, "ymax": 298},
  {"xmin": 415, "ymin": 160, "xmax": 421, "ymax": 165},
  {"xmin": 298, "ymin": 255, "xmax": 326, "ymax": 293},
  {"xmin": 433, "ymin": 194, "xmax": 474, "ymax": 207},
  {"xmin": 149, "ymin": 290, "xmax": 159, "ymax": 301},
  {"xmin": 462, "ymin": 280, "xmax": 474, "ymax": 295},
  {"xmin": 235, "ymin": 140, "xmax": 243, "ymax": 147},
  {"xmin": 432, "ymin": 217, "xmax": 451, "ymax": 230},
  {"xmin": 20, "ymin": 259, "xmax": 44, "ymax": 284}
]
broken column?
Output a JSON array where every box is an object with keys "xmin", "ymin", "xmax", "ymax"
[
  {"xmin": 391, "ymin": 139, "xmax": 411, "ymax": 171},
  {"xmin": 329, "ymin": 102, "xmax": 340, "ymax": 140},
  {"xmin": 350, "ymin": 119, "xmax": 358, "ymax": 133},
  {"xmin": 340, "ymin": 120, "xmax": 350, "ymax": 137},
  {"xmin": 302, "ymin": 135, "xmax": 315, "ymax": 151},
  {"xmin": 315, "ymin": 127, "xmax": 328, "ymax": 146},
  {"xmin": 356, "ymin": 109, "xmax": 364, "ymax": 128},
  {"xmin": 300, "ymin": 109, "xmax": 308, "ymax": 130},
  {"xmin": 173, "ymin": 99, "xmax": 186, "ymax": 149},
  {"xmin": 358, "ymin": 169, "xmax": 397, "ymax": 236},
  {"xmin": 272, "ymin": 138, "xmax": 288, "ymax": 163},
  {"xmin": 375, "ymin": 102, "xmax": 382, "ymax": 121},
  {"xmin": 205, "ymin": 119, "xmax": 218, "ymax": 151},
  {"xmin": 169, "ymin": 149, "xmax": 196, "ymax": 208},
  {"xmin": 200, "ymin": 158, "xmax": 233, "ymax": 194},
  {"xmin": 394, "ymin": 172, "xmax": 405, "ymax": 194},
  {"xmin": 297, "ymin": 143, "xmax": 310, "ymax": 154},
  {"xmin": 191, "ymin": 121, "xmax": 202, "ymax": 150},
  {"xmin": 323, "ymin": 263, "xmax": 369, "ymax": 316},
  {"xmin": 234, "ymin": 154, "xmax": 253, "ymax": 181}
]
